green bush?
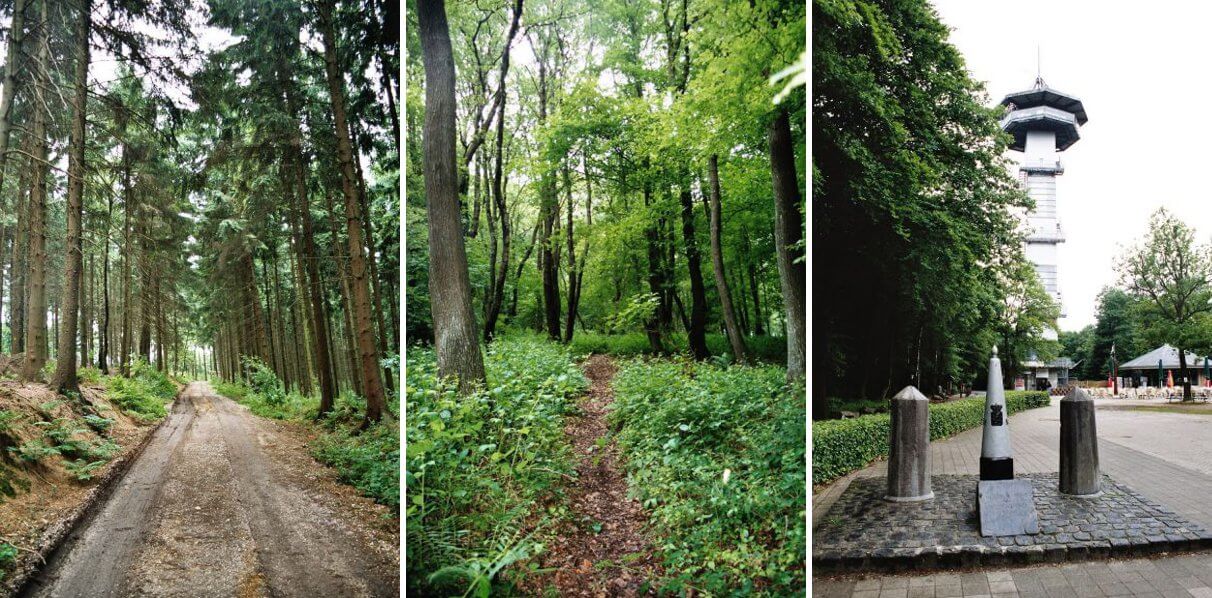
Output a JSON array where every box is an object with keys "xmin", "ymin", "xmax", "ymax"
[
  {"xmin": 812, "ymin": 391, "xmax": 1050, "ymax": 485},
  {"xmin": 105, "ymin": 360, "xmax": 177, "ymax": 420},
  {"xmin": 406, "ymin": 333, "xmax": 587, "ymax": 596},
  {"xmin": 212, "ymin": 368, "xmax": 399, "ymax": 509},
  {"xmin": 65, "ymin": 459, "xmax": 106, "ymax": 481},
  {"xmin": 312, "ymin": 418, "xmax": 398, "ymax": 508},
  {"xmin": 242, "ymin": 356, "xmax": 287, "ymax": 407},
  {"xmin": 0, "ymin": 542, "xmax": 15, "ymax": 581},
  {"xmin": 569, "ymin": 331, "xmax": 786, "ymax": 363},
  {"xmin": 610, "ymin": 358, "xmax": 805, "ymax": 596},
  {"xmin": 77, "ymin": 367, "xmax": 103, "ymax": 385}
]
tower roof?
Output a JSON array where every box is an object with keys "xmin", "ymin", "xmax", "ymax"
[
  {"xmin": 1000, "ymin": 83, "xmax": 1088, "ymax": 124},
  {"xmin": 999, "ymin": 78, "xmax": 1087, "ymax": 152}
]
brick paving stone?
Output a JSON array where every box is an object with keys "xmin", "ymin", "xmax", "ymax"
[
  {"xmin": 937, "ymin": 584, "xmax": 964, "ymax": 598},
  {"xmin": 992, "ymin": 582, "xmax": 1019, "ymax": 594}
]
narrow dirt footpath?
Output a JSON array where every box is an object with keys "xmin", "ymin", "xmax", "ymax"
[
  {"xmin": 19, "ymin": 382, "xmax": 398, "ymax": 598},
  {"xmin": 539, "ymin": 354, "xmax": 659, "ymax": 597}
]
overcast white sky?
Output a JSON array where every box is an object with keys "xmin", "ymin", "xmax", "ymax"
[{"xmin": 930, "ymin": 1, "xmax": 1212, "ymax": 331}]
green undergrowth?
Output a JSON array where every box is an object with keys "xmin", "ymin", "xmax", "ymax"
[
  {"xmin": 406, "ymin": 333, "xmax": 587, "ymax": 597},
  {"xmin": 104, "ymin": 360, "xmax": 178, "ymax": 420},
  {"xmin": 812, "ymin": 391, "xmax": 1052, "ymax": 486},
  {"xmin": 0, "ymin": 542, "xmax": 15, "ymax": 583},
  {"xmin": 569, "ymin": 331, "xmax": 787, "ymax": 364},
  {"xmin": 610, "ymin": 358, "xmax": 805, "ymax": 596},
  {"xmin": 213, "ymin": 355, "xmax": 400, "ymax": 509}
]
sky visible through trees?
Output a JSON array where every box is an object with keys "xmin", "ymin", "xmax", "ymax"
[
  {"xmin": 407, "ymin": 0, "xmax": 806, "ymax": 379},
  {"xmin": 0, "ymin": 0, "xmax": 399, "ymax": 428}
]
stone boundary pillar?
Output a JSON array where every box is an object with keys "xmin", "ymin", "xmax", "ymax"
[
  {"xmin": 1060, "ymin": 386, "xmax": 1101, "ymax": 496},
  {"xmin": 885, "ymin": 385, "xmax": 933, "ymax": 502}
]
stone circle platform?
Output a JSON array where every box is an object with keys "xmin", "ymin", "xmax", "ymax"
[{"xmin": 813, "ymin": 473, "xmax": 1212, "ymax": 573}]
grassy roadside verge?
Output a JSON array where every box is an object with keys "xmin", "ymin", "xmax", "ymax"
[{"xmin": 212, "ymin": 357, "xmax": 400, "ymax": 510}]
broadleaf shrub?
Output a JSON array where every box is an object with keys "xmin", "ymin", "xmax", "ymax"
[
  {"xmin": 406, "ymin": 333, "xmax": 587, "ymax": 596},
  {"xmin": 609, "ymin": 358, "xmax": 805, "ymax": 596},
  {"xmin": 570, "ymin": 332, "xmax": 786, "ymax": 364},
  {"xmin": 812, "ymin": 391, "xmax": 1050, "ymax": 485}
]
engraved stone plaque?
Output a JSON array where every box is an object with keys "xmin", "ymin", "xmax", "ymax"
[{"xmin": 977, "ymin": 479, "xmax": 1038, "ymax": 537}]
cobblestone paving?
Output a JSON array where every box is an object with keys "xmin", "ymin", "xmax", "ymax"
[
  {"xmin": 813, "ymin": 399, "xmax": 1212, "ymax": 592},
  {"xmin": 814, "ymin": 474, "xmax": 1212, "ymax": 572}
]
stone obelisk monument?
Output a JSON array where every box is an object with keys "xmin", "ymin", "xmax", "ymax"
[
  {"xmin": 980, "ymin": 346, "xmax": 1014, "ymax": 480},
  {"xmin": 978, "ymin": 346, "xmax": 1039, "ymax": 537}
]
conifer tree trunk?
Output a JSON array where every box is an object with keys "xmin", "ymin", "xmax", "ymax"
[
  {"xmin": 706, "ymin": 155, "xmax": 748, "ymax": 364},
  {"xmin": 281, "ymin": 80, "xmax": 337, "ymax": 413},
  {"xmin": 320, "ymin": 0, "xmax": 387, "ymax": 423},
  {"xmin": 10, "ymin": 135, "xmax": 31, "ymax": 354},
  {"xmin": 20, "ymin": 0, "xmax": 48, "ymax": 381},
  {"xmin": 82, "ymin": 254, "xmax": 92, "ymax": 368},
  {"xmin": 119, "ymin": 139, "xmax": 133, "ymax": 376},
  {"xmin": 0, "ymin": 0, "xmax": 25, "ymax": 352},
  {"xmin": 50, "ymin": 0, "xmax": 89, "ymax": 393},
  {"xmin": 415, "ymin": 0, "xmax": 487, "ymax": 397}
]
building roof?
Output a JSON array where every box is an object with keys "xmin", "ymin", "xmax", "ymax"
[
  {"xmin": 1119, "ymin": 344, "xmax": 1210, "ymax": 370},
  {"xmin": 1023, "ymin": 357, "xmax": 1076, "ymax": 369}
]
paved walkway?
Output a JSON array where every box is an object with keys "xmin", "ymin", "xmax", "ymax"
[{"xmin": 814, "ymin": 398, "xmax": 1212, "ymax": 596}]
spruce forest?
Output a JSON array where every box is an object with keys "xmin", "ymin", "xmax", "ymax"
[
  {"xmin": 406, "ymin": 0, "xmax": 806, "ymax": 595},
  {"xmin": 0, "ymin": 0, "xmax": 401, "ymax": 595}
]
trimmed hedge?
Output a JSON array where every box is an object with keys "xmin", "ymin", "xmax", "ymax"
[{"xmin": 812, "ymin": 391, "xmax": 1050, "ymax": 486}]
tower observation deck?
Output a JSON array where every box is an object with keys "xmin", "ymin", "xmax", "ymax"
[{"xmin": 1000, "ymin": 77, "xmax": 1087, "ymax": 327}]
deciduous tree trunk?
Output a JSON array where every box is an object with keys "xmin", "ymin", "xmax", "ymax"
[
  {"xmin": 679, "ymin": 182, "xmax": 709, "ymax": 360},
  {"xmin": 706, "ymin": 155, "xmax": 747, "ymax": 364},
  {"xmin": 415, "ymin": 0, "xmax": 487, "ymax": 396},
  {"xmin": 769, "ymin": 108, "xmax": 805, "ymax": 381}
]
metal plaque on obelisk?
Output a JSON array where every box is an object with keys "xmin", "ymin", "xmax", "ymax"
[{"xmin": 977, "ymin": 346, "xmax": 1039, "ymax": 537}]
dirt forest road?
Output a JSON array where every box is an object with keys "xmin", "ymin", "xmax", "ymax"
[{"xmin": 19, "ymin": 382, "xmax": 399, "ymax": 598}]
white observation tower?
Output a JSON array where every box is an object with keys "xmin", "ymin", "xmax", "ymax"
[{"xmin": 998, "ymin": 76, "xmax": 1087, "ymax": 390}]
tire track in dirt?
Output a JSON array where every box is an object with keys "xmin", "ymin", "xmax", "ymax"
[
  {"xmin": 19, "ymin": 381, "xmax": 397, "ymax": 597},
  {"xmin": 20, "ymin": 383, "xmax": 199, "ymax": 597}
]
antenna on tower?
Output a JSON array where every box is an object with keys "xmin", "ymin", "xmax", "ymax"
[{"xmin": 1035, "ymin": 46, "xmax": 1046, "ymax": 89}]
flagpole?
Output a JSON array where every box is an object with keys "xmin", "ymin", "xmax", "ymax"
[{"xmin": 1112, "ymin": 343, "xmax": 1118, "ymax": 397}]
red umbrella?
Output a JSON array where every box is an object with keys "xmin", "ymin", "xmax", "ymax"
[{"xmin": 1167, "ymin": 370, "xmax": 1175, "ymax": 388}]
